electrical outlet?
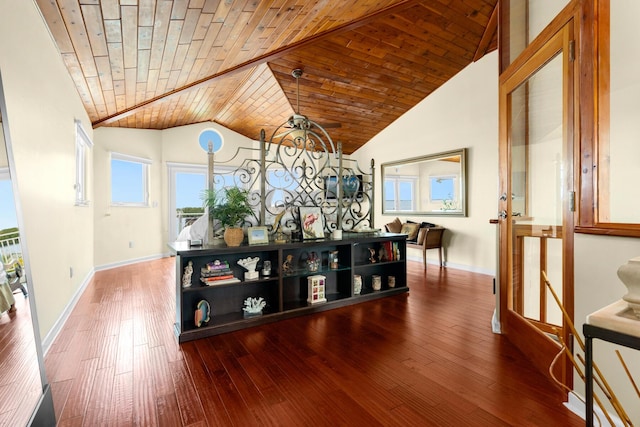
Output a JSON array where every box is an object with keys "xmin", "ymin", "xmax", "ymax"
[
  {"xmin": 129, "ymin": 241, "xmax": 134, "ymax": 248},
  {"xmin": 70, "ymin": 267, "xmax": 73, "ymax": 278}
]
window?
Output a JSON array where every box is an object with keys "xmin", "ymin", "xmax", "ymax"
[
  {"xmin": 430, "ymin": 176, "xmax": 455, "ymax": 201},
  {"xmin": 384, "ymin": 177, "xmax": 416, "ymax": 212},
  {"xmin": 111, "ymin": 152, "xmax": 151, "ymax": 206},
  {"xmin": 75, "ymin": 119, "xmax": 93, "ymax": 206},
  {"xmin": 265, "ymin": 168, "xmax": 299, "ymax": 207}
]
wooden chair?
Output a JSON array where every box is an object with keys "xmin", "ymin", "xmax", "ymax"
[{"xmin": 406, "ymin": 227, "xmax": 445, "ymax": 270}]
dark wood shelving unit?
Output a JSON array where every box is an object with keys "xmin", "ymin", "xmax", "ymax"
[{"xmin": 169, "ymin": 233, "xmax": 407, "ymax": 342}]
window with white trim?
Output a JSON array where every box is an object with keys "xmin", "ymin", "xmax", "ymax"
[
  {"xmin": 75, "ymin": 119, "xmax": 93, "ymax": 206},
  {"xmin": 110, "ymin": 152, "xmax": 151, "ymax": 206},
  {"xmin": 383, "ymin": 176, "xmax": 416, "ymax": 212}
]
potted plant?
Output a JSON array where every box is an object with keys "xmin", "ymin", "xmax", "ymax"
[{"xmin": 202, "ymin": 187, "xmax": 253, "ymax": 246}]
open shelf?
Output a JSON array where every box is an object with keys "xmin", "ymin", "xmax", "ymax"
[{"xmin": 169, "ymin": 233, "xmax": 408, "ymax": 342}]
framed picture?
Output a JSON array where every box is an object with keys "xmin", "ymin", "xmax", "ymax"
[
  {"xmin": 324, "ymin": 175, "xmax": 363, "ymax": 201},
  {"xmin": 247, "ymin": 226, "xmax": 269, "ymax": 245},
  {"xmin": 299, "ymin": 207, "xmax": 324, "ymax": 240}
]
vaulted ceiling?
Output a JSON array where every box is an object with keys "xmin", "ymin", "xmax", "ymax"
[{"xmin": 36, "ymin": 0, "xmax": 498, "ymax": 154}]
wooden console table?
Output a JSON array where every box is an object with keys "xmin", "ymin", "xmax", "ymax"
[{"xmin": 169, "ymin": 233, "xmax": 408, "ymax": 342}]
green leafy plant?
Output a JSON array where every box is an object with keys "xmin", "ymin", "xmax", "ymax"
[
  {"xmin": 202, "ymin": 187, "xmax": 253, "ymax": 228},
  {"xmin": 442, "ymin": 194, "xmax": 456, "ymax": 210}
]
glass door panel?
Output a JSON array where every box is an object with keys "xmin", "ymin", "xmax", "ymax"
[{"xmin": 509, "ymin": 53, "xmax": 564, "ymax": 328}]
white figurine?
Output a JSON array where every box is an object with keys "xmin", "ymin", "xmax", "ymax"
[
  {"xmin": 243, "ymin": 297, "xmax": 266, "ymax": 315},
  {"xmin": 237, "ymin": 256, "xmax": 260, "ymax": 271},
  {"xmin": 182, "ymin": 260, "xmax": 193, "ymax": 288},
  {"xmin": 238, "ymin": 256, "xmax": 260, "ymax": 280}
]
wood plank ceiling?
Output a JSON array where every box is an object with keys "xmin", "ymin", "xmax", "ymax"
[{"xmin": 36, "ymin": 0, "xmax": 498, "ymax": 154}]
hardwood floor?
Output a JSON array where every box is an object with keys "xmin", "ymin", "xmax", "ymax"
[
  {"xmin": 0, "ymin": 288, "xmax": 42, "ymax": 427},
  {"xmin": 44, "ymin": 258, "xmax": 583, "ymax": 426}
]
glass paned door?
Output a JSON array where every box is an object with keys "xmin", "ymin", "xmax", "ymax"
[
  {"xmin": 168, "ymin": 164, "xmax": 206, "ymax": 242},
  {"xmin": 499, "ymin": 23, "xmax": 575, "ymax": 387}
]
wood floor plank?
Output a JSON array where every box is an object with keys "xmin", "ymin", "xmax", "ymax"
[
  {"xmin": 132, "ymin": 344, "xmax": 158, "ymax": 426},
  {"xmin": 57, "ymin": 357, "xmax": 99, "ymax": 422},
  {"xmin": 83, "ymin": 365, "xmax": 115, "ymax": 425},
  {"xmin": 108, "ymin": 371, "xmax": 133, "ymax": 426},
  {"xmin": 156, "ymin": 393, "xmax": 183, "ymax": 427},
  {"xmin": 169, "ymin": 359, "xmax": 206, "ymax": 426},
  {"xmin": 181, "ymin": 342, "xmax": 233, "ymax": 426},
  {"xmin": 42, "ymin": 257, "xmax": 583, "ymax": 426}
]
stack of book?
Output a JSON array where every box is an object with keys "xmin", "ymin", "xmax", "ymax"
[
  {"xmin": 380, "ymin": 241, "xmax": 401, "ymax": 262},
  {"xmin": 200, "ymin": 260, "xmax": 240, "ymax": 285}
]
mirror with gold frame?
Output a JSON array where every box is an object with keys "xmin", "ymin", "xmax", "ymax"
[{"xmin": 381, "ymin": 148, "xmax": 467, "ymax": 217}]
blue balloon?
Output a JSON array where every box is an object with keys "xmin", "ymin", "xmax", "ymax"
[{"xmin": 198, "ymin": 129, "xmax": 223, "ymax": 152}]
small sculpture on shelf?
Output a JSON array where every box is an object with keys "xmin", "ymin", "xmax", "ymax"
[
  {"xmin": 272, "ymin": 208, "xmax": 289, "ymax": 244},
  {"xmin": 182, "ymin": 260, "xmax": 193, "ymax": 288},
  {"xmin": 261, "ymin": 260, "xmax": 272, "ymax": 276},
  {"xmin": 243, "ymin": 297, "xmax": 266, "ymax": 317},
  {"xmin": 238, "ymin": 256, "xmax": 260, "ymax": 280},
  {"xmin": 283, "ymin": 254, "xmax": 294, "ymax": 274},
  {"xmin": 368, "ymin": 247, "xmax": 377, "ymax": 264},
  {"xmin": 194, "ymin": 299, "xmax": 210, "ymax": 327},
  {"xmin": 306, "ymin": 251, "xmax": 319, "ymax": 272}
]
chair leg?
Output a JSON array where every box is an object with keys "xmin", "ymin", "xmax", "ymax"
[{"xmin": 423, "ymin": 248, "xmax": 427, "ymax": 270}]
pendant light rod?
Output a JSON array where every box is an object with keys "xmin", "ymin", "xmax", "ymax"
[{"xmin": 292, "ymin": 68, "xmax": 303, "ymax": 114}]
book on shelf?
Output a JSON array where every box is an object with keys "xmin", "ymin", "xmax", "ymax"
[
  {"xmin": 384, "ymin": 241, "xmax": 393, "ymax": 261},
  {"xmin": 201, "ymin": 277, "xmax": 241, "ymax": 286},
  {"xmin": 204, "ymin": 260, "xmax": 230, "ymax": 271},
  {"xmin": 201, "ymin": 274, "xmax": 235, "ymax": 282},
  {"xmin": 200, "ymin": 267, "xmax": 233, "ymax": 277}
]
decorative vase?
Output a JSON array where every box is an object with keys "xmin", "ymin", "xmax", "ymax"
[
  {"xmin": 307, "ymin": 259, "xmax": 319, "ymax": 272},
  {"xmin": 616, "ymin": 256, "xmax": 640, "ymax": 317},
  {"xmin": 354, "ymin": 275, "xmax": 362, "ymax": 295},
  {"xmin": 224, "ymin": 227, "xmax": 244, "ymax": 247},
  {"xmin": 372, "ymin": 275, "xmax": 382, "ymax": 291}
]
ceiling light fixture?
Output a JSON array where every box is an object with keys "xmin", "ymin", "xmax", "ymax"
[{"xmin": 269, "ymin": 69, "xmax": 337, "ymax": 155}]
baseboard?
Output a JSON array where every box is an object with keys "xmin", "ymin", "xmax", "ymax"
[
  {"xmin": 94, "ymin": 253, "xmax": 166, "ymax": 272},
  {"xmin": 405, "ymin": 254, "xmax": 496, "ymax": 276},
  {"xmin": 565, "ymin": 391, "xmax": 624, "ymax": 426},
  {"xmin": 41, "ymin": 267, "xmax": 95, "ymax": 354}
]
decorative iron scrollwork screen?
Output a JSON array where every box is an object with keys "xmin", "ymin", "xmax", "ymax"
[{"xmin": 207, "ymin": 127, "xmax": 374, "ymax": 238}]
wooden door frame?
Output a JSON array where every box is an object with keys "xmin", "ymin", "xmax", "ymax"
[{"xmin": 498, "ymin": 23, "xmax": 576, "ymax": 389}]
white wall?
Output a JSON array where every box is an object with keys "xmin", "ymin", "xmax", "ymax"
[
  {"xmin": 0, "ymin": 1, "xmax": 94, "ymax": 338},
  {"xmin": 352, "ymin": 52, "xmax": 499, "ymax": 274},
  {"xmin": 93, "ymin": 128, "xmax": 164, "ymax": 267},
  {"xmin": 92, "ymin": 122, "xmax": 258, "ymax": 268}
]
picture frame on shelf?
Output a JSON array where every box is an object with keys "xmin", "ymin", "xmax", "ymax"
[
  {"xmin": 247, "ymin": 226, "xmax": 269, "ymax": 245},
  {"xmin": 299, "ymin": 206, "xmax": 324, "ymax": 240}
]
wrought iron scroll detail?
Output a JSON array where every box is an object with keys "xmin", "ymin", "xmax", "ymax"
[{"xmin": 208, "ymin": 121, "xmax": 374, "ymax": 239}]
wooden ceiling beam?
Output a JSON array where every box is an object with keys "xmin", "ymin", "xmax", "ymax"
[
  {"xmin": 92, "ymin": 0, "xmax": 420, "ymax": 128},
  {"xmin": 473, "ymin": 2, "xmax": 498, "ymax": 62}
]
